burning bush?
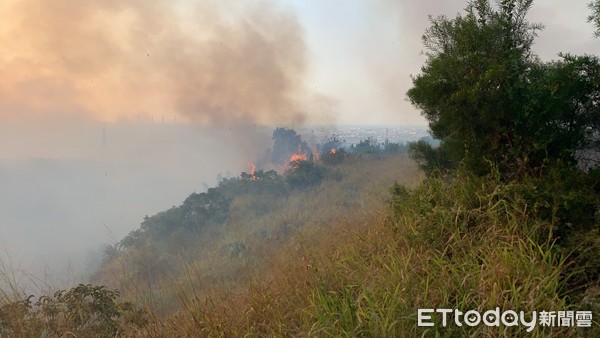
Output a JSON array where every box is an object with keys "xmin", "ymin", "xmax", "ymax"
[{"xmin": 271, "ymin": 127, "xmax": 311, "ymax": 166}]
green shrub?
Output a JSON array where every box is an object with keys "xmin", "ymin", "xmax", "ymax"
[{"xmin": 0, "ymin": 284, "xmax": 147, "ymax": 337}]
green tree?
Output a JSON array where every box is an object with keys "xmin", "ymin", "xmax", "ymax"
[
  {"xmin": 0, "ymin": 284, "xmax": 146, "ymax": 337},
  {"xmin": 349, "ymin": 137, "xmax": 381, "ymax": 154},
  {"xmin": 590, "ymin": 0, "xmax": 600, "ymax": 37},
  {"xmin": 382, "ymin": 139, "xmax": 407, "ymax": 154},
  {"xmin": 407, "ymin": 0, "xmax": 600, "ymax": 295},
  {"xmin": 408, "ymin": 0, "xmax": 600, "ymax": 177},
  {"xmin": 286, "ymin": 160, "xmax": 326, "ymax": 188},
  {"xmin": 522, "ymin": 54, "xmax": 600, "ymax": 171},
  {"xmin": 407, "ymin": 0, "xmax": 542, "ymax": 175},
  {"xmin": 408, "ymin": 140, "xmax": 454, "ymax": 174},
  {"xmin": 136, "ymin": 188, "xmax": 231, "ymax": 241}
]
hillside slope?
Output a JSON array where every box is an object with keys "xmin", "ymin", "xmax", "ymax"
[
  {"xmin": 2, "ymin": 151, "xmax": 597, "ymax": 336},
  {"xmin": 92, "ymin": 153, "xmax": 420, "ymax": 316}
]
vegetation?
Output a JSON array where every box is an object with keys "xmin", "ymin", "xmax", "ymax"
[
  {"xmin": 407, "ymin": 0, "xmax": 600, "ymax": 313},
  {"xmin": 0, "ymin": 0, "xmax": 598, "ymax": 336},
  {"xmin": 162, "ymin": 170, "xmax": 582, "ymax": 336},
  {"xmin": 0, "ymin": 284, "xmax": 146, "ymax": 337},
  {"xmin": 590, "ymin": 0, "xmax": 600, "ymax": 37},
  {"xmin": 408, "ymin": 0, "xmax": 600, "ymax": 178}
]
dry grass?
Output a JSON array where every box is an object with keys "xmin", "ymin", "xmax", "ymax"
[
  {"xmin": 3, "ymin": 155, "xmax": 597, "ymax": 336},
  {"xmin": 143, "ymin": 168, "xmax": 587, "ymax": 337}
]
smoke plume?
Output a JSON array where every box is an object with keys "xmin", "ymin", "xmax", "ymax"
[{"xmin": 0, "ymin": 0, "xmax": 312, "ymax": 125}]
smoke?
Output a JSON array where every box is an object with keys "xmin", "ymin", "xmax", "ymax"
[
  {"xmin": 0, "ymin": 0, "xmax": 329, "ymax": 288},
  {"xmin": 355, "ymin": 0, "xmax": 464, "ymax": 125},
  {"xmin": 0, "ymin": 0, "xmax": 316, "ymax": 125},
  {"xmin": 365, "ymin": 0, "xmax": 598, "ymax": 113}
]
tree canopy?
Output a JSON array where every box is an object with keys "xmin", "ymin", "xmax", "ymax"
[
  {"xmin": 408, "ymin": 0, "xmax": 600, "ymax": 177},
  {"xmin": 590, "ymin": 0, "xmax": 600, "ymax": 37}
]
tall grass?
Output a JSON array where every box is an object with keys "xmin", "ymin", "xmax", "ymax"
[
  {"xmin": 134, "ymin": 164, "xmax": 593, "ymax": 336},
  {"xmin": 2, "ymin": 156, "xmax": 597, "ymax": 336},
  {"xmin": 299, "ymin": 175, "xmax": 574, "ymax": 336}
]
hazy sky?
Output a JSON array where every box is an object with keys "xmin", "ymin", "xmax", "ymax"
[
  {"xmin": 0, "ymin": 0, "xmax": 597, "ymax": 127},
  {"xmin": 284, "ymin": 0, "xmax": 600, "ymax": 125}
]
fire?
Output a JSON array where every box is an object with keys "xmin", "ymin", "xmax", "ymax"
[
  {"xmin": 289, "ymin": 144, "xmax": 307, "ymax": 163},
  {"xmin": 249, "ymin": 162, "xmax": 257, "ymax": 180},
  {"xmin": 330, "ymin": 148, "xmax": 336, "ymax": 155},
  {"xmin": 290, "ymin": 153, "xmax": 307, "ymax": 162}
]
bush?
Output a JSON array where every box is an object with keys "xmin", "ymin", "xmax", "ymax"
[
  {"xmin": 0, "ymin": 284, "xmax": 147, "ymax": 337},
  {"xmin": 286, "ymin": 160, "xmax": 328, "ymax": 188},
  {"xmin": 408, "ymin": 140, "xmax": 454, "ymax": 175}
]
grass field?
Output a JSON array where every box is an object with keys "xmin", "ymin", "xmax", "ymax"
[{"xmin": 1, "ymin": 154, "xmax": 598, "ymax": 336}]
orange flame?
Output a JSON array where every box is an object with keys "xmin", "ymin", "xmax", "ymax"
[
  {"xmin": 289, "ymin": 144, "xmax": 307, "ymax": 163},
  {"xmin": 330, "ymin": 148, "xmax": 336, "ymax": 155},
  {"xmin": 249, "ymin": 162, "xmax": 257, "ymax": 180},
  {"xmin": 290, "ymin": 153, "xmax": 307, "ymax": 162}
]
